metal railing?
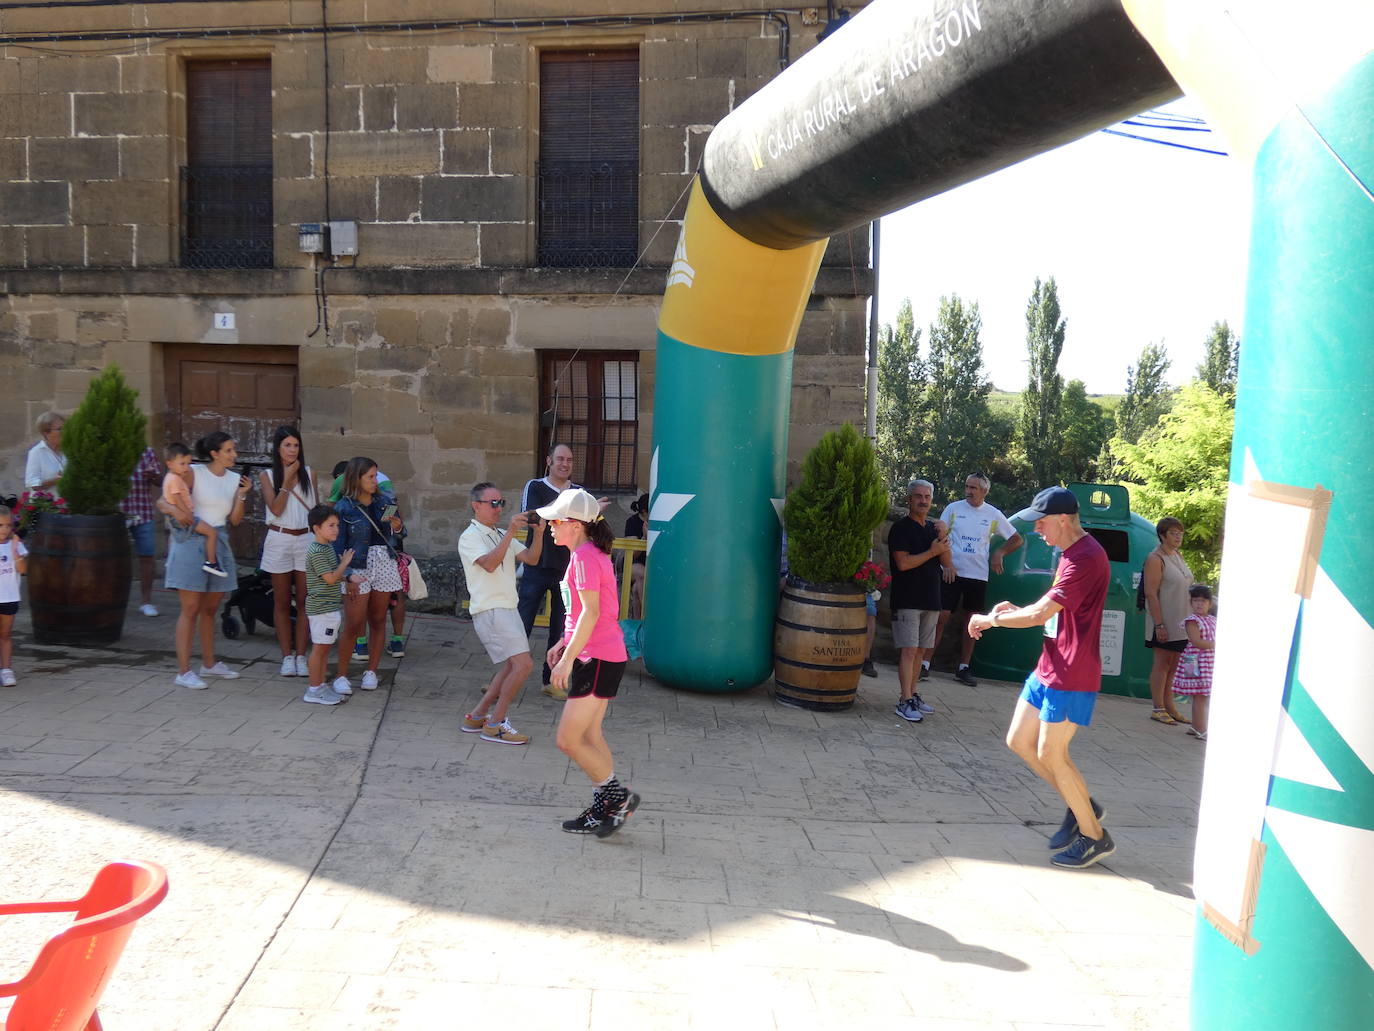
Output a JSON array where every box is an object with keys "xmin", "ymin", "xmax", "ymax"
[
  {"xmin": 179, "ymin": 164, "xmax": 274, "ymax": 269},
  {"xmin": 536, "ymin": 158, "xmax": 638, "ymax": 267}
]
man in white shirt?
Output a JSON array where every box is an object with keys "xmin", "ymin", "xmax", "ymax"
[
  {"xmin": 458, "ymin": 482, "xmax": 545, "ymax": 746},
  {"xmin": 937, "ymin": 472, "xmax": 1024, "ymax": 686}
]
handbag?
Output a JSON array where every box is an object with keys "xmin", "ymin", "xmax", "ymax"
[{"xmin": 355, "ymin": 501, "xmax": 427, "ymax": 601}]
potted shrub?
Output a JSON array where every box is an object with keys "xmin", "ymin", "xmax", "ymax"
[
  {"xmin": 775, "ymin": 423, "xmax": 888, "ymax": 710},
  {"xmin": 27, "ymin": 365, "xmax": 147, "ymax": 646}
]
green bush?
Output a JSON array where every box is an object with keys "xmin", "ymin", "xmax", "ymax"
[
  {"xmin": 785, "ymin": 423, "xmax": 888, "ymax": 585},
  {"xmin": 58, "ymin": 365, "xmax": 147, "ymax": 515}
]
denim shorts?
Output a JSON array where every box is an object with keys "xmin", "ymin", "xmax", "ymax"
[
  {"xmin": 1020, "ymin": 673, "xmax": 1098, "ymax": 727},
  {"xmin": 128, "ymin": 520, "xmax": 155, "ymax": 557}
]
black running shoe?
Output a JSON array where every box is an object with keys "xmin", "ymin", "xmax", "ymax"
[
  {"xmin": 562, "ymin": 803, "xmax": 604, "ymax": 834},
  {"xmin": 1048, "ymin": 798, "xmax": 1106, "ymax": 850},
  {"xmin": 594, "ymin": 792, "xmax": 641, "ymax": 839},
  {"xmin": 861, "ymin": 659, "xmax": 878, "ymax": 678},
  {"xmin": 919, "ymin": 665, "xmax": 930, "ymax": 682},
  {"xmin": 1052, "ymin": 828, "xmax": 1115, "ymax": 869},
  {"xmin": 953, "ymin": 667, "xmax": 977, "ymax": 687}
]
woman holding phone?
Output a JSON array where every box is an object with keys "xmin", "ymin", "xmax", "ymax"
[
  {"xmin": 159, "ymin": 431, "xmax": 251, "ymax": 689},
  {"xmin": 333, "ymin": 456, "xmax": 403, "ymax": 692},
  {"xmin": 259, "ymin": 426, "xmax": 317, "ymax": 678},
  {"xmin": 541, "ymin": 488, "xmax": 640, "ymax": 839}
]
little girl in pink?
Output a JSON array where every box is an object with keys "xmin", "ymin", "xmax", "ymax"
[{"xmin": 1174, "ymin": 584, "xmax": 1216, "ymax": 740}]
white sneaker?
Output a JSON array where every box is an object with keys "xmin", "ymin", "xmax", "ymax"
[
  {"xmin": 198, "ymin": 662, "xmax": 239, "ymax": 679},
  {"xmin": 294, "ymin": 654, "xmax": 310, "ymax": 677},
  {"xmin": 279, "ymin": 655, "xmax": 297, "ymax": 677},
  {"xmin": 359, "ymin": 670, "xmax": 379, "ymax": 691},
  {"xmin": 303, "ymin": 684, "xmax": 343, "ymax": 706},
  {"xmin": 139, "ymin": 603, "xmax": 159, "ymax": 617},
  {"xmin": 175, "ymin": 670, "xmax": 208, "ymax": 690},
  {"xmin": 0, "ymin": 669, "xmax": 16, "ymax": 687},
  {"xmin": 332, "ymin": 676, "xmax": 353, "ymax": 696}
]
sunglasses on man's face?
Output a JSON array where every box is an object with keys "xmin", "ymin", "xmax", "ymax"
[{"xmin": 479, "ymin": 499, "xmax": 506, "ymax": 508}]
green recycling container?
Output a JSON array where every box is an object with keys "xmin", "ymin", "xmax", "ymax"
[{"xmin": 971, "ymin": 483, "xmax": 1156, "ymax": 698}]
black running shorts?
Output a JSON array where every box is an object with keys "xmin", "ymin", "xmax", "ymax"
[{"xmin": 567, "ymin": 657, "xmax": 627, "ymax": 700}]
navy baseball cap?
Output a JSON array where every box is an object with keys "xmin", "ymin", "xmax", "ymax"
[{"xmin": 1013, "ymin": 486, "xmax": 1079, "ymax": 522}]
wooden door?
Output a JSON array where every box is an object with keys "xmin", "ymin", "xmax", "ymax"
[{"xmin": 163, "ymin": 344, "xmax": 299, "ymax": 566}]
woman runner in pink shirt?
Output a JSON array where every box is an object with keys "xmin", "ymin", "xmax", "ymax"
[{"xmin": 539, "ymin": 488, "xmax": 639, "ymax": 838}]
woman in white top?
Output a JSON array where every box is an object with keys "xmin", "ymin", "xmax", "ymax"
[
  {"xmin": 159, "ymin": 431, "xmax": 250, "ymax": 690},
  {"xmin": 259, "ymin": 426, "xmax": 317, "ymax": 678},
  {"xmin": 23, "ymin": 411, "xmax": 67, "ymax": 491}
]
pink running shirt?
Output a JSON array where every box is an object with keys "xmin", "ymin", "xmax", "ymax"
[{"xmin": 561, "ymin": 542, "xmax": 628, "ymax": 662}]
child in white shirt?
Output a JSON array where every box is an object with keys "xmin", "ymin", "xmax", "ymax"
[{"xmin": 0, "ymin": 505, "xmax": 28, "ymax": 686}]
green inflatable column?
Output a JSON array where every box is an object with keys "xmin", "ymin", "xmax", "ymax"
[
  {"xmin": 642, "ymin": 179, "xmax": 825, "ymax": 692},
  {"xmin": 1122, "ymin": 4, "xmax": 1374, "ymax": 1025}
]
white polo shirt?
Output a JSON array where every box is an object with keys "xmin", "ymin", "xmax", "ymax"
[{"xmin": 458, "ymin": 521, "xmax": 525, "ymax": 615}]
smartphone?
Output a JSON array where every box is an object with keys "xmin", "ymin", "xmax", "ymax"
[{"xmin": 382, "ymin": 504, "xmax": 398, "ymax": 521}]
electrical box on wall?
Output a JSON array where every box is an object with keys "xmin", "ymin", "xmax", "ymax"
[{"xmin": 328, "ymin": 220, "xmax": 358, "ymax": 257}]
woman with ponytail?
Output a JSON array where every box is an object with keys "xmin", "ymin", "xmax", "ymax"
[
  {"xmin": 158, "ymin": 431, "xmax": 250, "ymax": 689},
  {"xmin": 259, "ymin": 426, "xmax": 317, "ymax": 678},
  {"xmin": 537, "ymin": 488, "xmax": 639, "ymax": 838}
]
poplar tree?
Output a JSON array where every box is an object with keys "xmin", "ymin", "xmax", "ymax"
[
  {"xmin": 875, "ymin": 298, "xmax": 924, "ymax": 498},
  {"xmin": 1197, "ymin": 320, "xmax": 1240, "ymax": 403},
  {"xmin": 923, "ymin": 294, "xmax": 995, "ymax": 501},
  {"xmin": 1018, "ymin": 276, "xmax": 1067, "ymax": 487},
  {"xmin": 1101, "ymin": 341, "xmax": 1172, "ymax": 479}
]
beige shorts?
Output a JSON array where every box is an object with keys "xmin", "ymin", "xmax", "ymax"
[
  {"xmin": 893, "ymin": 608, "xmax": 939, "ymax": 649},
  {"xmin": 472, "ymin": 607, "xmax": 530, "ymax": 665}
]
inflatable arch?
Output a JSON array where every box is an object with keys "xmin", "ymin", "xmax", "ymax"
[{"xmin": 642, "ymin": 0, "xmax": 1373, "ymax": 1025}]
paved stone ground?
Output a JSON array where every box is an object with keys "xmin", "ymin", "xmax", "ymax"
[{"xmin": 0, "ymin": 589, "xmax": 1205, "ymax": 1030}]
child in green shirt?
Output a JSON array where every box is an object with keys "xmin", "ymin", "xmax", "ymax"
[{"xmin": 303, "ymin": 504, "xmax": 360, "ymax": 705}]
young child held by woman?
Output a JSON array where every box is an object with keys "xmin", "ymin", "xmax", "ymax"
[{"xmin": 163, "ymin": 443, "xmax": 228, "ymax": 578}]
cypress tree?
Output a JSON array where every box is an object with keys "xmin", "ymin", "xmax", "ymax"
[{"xmin": 58, "ymin": 364, "xmax": 147, "ymax": 515}]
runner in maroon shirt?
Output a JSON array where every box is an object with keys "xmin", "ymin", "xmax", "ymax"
[{"xmin": 968, "ymin": 487, "xmax": 1115, "ymax": 869}]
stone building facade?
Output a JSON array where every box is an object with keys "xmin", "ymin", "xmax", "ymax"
[{"xmin": 0, "ymin": 2, "xmax": 873, "ymax": 564}]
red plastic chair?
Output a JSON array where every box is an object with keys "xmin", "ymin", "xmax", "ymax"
[{"xmin": 0, "ymin": 860, "xmax": 168, "ymax": 1031}]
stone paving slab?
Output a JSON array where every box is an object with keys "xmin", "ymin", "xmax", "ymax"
[{"xmin": 0, "ymin": 587, "xmax": 1205, "ymax": 1029}]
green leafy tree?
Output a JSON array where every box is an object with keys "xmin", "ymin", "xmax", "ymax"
[
  {"xmin": 785, "ymin": 423, "xmax": 889, "ymax": 584},
  {"xmin": 58, "ymin": 364, "xmax": 147, "ymax": 515},
  {"xmin": 1018, "ymin": 276, "xmax": 1067, "ymax": 487},
  {"xmin": 1100, "ymin": 342, "xmax": 1172, "ymax": 479},
  {"xmin": 875, "ymin": 298, "xmax": 925, "ymax": 499},
  {"xmin": 1197, "ymin": 320, "xmax": 1240, "ymax": 402},
  {"xmin": 1113, "ymin": 381, "xmax": 1233, "ymax": 586},
  {"xmin": 1059, "ymin": 379, "xmax": 1111, "ymax": 483},
  {"xmin": 922, "ymin": 294, "xmax": 996, "ymax": 501}
]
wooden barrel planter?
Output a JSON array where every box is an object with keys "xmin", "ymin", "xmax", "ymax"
[
  {"xmin": 27, "ymin": 513, "xmax": 133, "ymax": 647},
  {"xmin": 773, "ymin": 575, "xmax": 868, "ymax": 711}
]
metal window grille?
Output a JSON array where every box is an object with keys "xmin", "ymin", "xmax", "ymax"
[
  {"xmin": 540, "ymin": 351, "xmax": 640, "ymax": 493},
  {"xmin": 536, "ymin": 158, "xmax": 638, "ymax": 267},
  {"xmin": 179, "ymin": 165, "xmax": 274, "ymax": 269}
]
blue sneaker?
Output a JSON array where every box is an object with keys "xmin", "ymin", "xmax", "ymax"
[
  {"xmin": 1051, "ymin": 829, "xmax": 1116, "ymax": 869},
  {"xmin": 387, "ymin": 635, "xmax": 405, "ymax": 658},
  {"xmin": 1049, "ymin": 798, "xmax": 1106, "ymax": 850},
  {"xmin": 353, "ymin": 636, "xmax": 367, "ymax": 657},
  {"xmin": 911, "ymin": 693, "xmax": 935, "ymax": 714}
]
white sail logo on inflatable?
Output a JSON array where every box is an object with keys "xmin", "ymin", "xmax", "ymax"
[{"xmin": 667, "ymin": 235, "xmax": 696, "ymax": 289}]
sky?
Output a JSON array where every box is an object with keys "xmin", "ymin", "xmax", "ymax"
[{"xmin": 875, "ymin": 98, "xmax": 1253, "ymax": 395}]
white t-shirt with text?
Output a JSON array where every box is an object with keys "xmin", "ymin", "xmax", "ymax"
[
  {"xmin": 941, "ymin": 499, "xmax": 1016, "ymax": 581},
  {"xmin": 0, "ymin": 539, "xmax": 27, "ymax": 604}
]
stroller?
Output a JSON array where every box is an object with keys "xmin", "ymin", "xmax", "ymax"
[{"xmin": 222, "ymin": 569, "xmax": 295, "ymax": 639}]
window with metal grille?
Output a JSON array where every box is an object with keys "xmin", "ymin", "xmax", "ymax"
[
  {"xmin": 537, "ymin": 50, "xmax": 640, "ymax": 268},
  {"xmin": 539, "ymin": 351, "xmax": 640, "ymax": 493},
  {"xmin": 181, "ymin": 59, "xmax": 273, "ymax": 269}
]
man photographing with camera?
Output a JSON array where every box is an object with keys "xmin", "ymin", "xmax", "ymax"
[{"xmin": 458, "ymin": 482, "xmax": 547, "ymax": 746}]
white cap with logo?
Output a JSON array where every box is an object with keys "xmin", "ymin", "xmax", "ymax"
[{"xmin": 536, "ymin": 488, "xmax": 602, "ymax": 523}]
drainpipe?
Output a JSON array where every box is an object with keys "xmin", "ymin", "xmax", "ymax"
[{"xmin": 865, "ymin": 217, "xmax": 880, "ymax": 440}]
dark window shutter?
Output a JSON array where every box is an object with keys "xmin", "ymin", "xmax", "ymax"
[
  {"xmin": 537, "ymin": 50, "xmax": 640, "ymax": 267},
  {"xmin": 182, "ymin": 59, "xmax": 274, "ymax": 268}
]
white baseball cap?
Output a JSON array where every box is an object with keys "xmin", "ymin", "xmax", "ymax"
[{"xmin": 536, "ymin": 488, "xmax": 601, "ymax": 523}]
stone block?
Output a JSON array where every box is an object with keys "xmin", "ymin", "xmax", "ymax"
[
  {"xmin": 356, "ymin": 222, "xmax": 479, "ymax": 267},
  {"xmin": 490, "ymin": 43, "xmax": 526, "ymax": 85},
  {"xmin": 0, "ymin": 181, "xmax": 68, "ymax": 227},
  {"xmin": 747, "ymin": 34, "xmax": 785, "ymax": 79},
  {"xmin": 118, "ymin": 136, "xmax": 172, "ymax": 181},
  {"xmin": 821, "ymin": 227, "xmax": 871, "ymax": 268},
  {"xmin": 118, "ymin": 55, "xmax": 170, "ymax": 93},
  {"xmin": 73, "ymin": 180, "xmax": 168, "ymax": 227},
  {"xmin": 488, "ymin": 375, "xmax": 534, "ymax": 416},
  {"xmin": 687, "ymin": 126, "xmax": 710, "ymax": 173},
  {"xmin": 472, "ymin": 307, "xmax": 511, "ymax": 347},
  {"xmin": 440, "ymin": 128, "xmax": 489, "ymax": 175},
  {"xmin": 134, "ymin": 225, "xmax": 172, "ymax": 266},
  {"xmin": 35, "ymin": 136, "xmax": 123, "ymax": 185},
  {"xmin": 299, "ymin": 345, "xmax": 357, "ymax": 389},
  {"xmin": 26, "ymin": 312, "xmax": 59, "ymax": 340},
  {"xmin": 0, "ymin": 226, "xmax": 25, "ymax": 268},
  {"xmin": 0, "ymin": 139, "xmax": 25, "ymax": 180},
  {"xmin": 698, "ymin": 37, "xmax": 747, "ymax": 79},
  {"xmin": 429, "ymin": 457, "xmax": 482, "ymax": 486},
  {"xmin": 793, "ymin": 354, "xmax": 865, "ymax": 389},
  {"xmin": 795, "ymin": 312, "xmax": 838, "ymax": 356},
  {"xmin": 300, "ymin": 384, "xmax": 352, "ymax": 427},
  {"xmin": 641, "ymin": 126, "xmax": 686, "ymax": 175},
  {"xmin": 274, "ymin": 133, "xmax": 314, "ymax": 179},
  {"xmin": 789, "ymin": 384, "xmax": 830, "ymax": 425},
  {"xmin": 377, "ymin": 176, "xmax": 421, "ymax": 222},
  {"xmin": 362, "ymin": 86, "xmax": 396, "ymax": 131},
  {"xmin": 276, "ymin": 88, "xmax": 360, "ymax": 134},
  {"xmin": 419, "ymin": 370, "xmax": 483, "ymax": 412},
  {"xmin": 397, "ymin": 85, "xmax": 458, "ymax": 131},
  {"xmin": 421, "ymin": 175, "xmax": 524, "ymax": 222},
  {"xmin": 477, "ymin": 348, "xmax": 534, "ymax": 378},
  {"xmin": 432, "ymin": 410, "xmax": 526, "ymax": 451},
  {"xmin": 37, "ymin": 56, "xmax": 119, "ymax": 94},
  {"xmin": 642, "ymin": 78, "xmax": 730, "ymax": 126},
  {"xmin": 272, "ymin": 44, "xmax": 325, "ymax": 89},
  {"xmin": 26, "ymin": 226, "xmax": 83, "ymax": 266},
  {"xmin": 457, "ymin": 83, "xmax": 524, "ymax": 129},
  {"xmin": 428, "ymin": 45, "xmax": 492, "ymax": 84},
  {"xmin": 477, "ymin": 222, "xmax": 527, "ymax": 267},
  {"xmin": 85, "ymin": 225, "xmax": 134, "ymax": 266},
  {"xmin": 488, "ymin": 128, "xmax": 525, "ymax": 175},
  {"xmin": 73, "ymin": 93, "xmax": 165, "ymax": 137},
  {"xmin": 829, "ymin": 385, "xmax": 866, "ymax": 422},
  {"xmin": 483, "ymin": 451, "xmax": 534, "ymax": 488},
  {"xmin": 642, "ymin": 40, "xmax": 696, "ymax": 80},
  {"xmin": 641, "ymin": 173, "xmax": 691, "ymax": 223},
  {"xmin": 329, "ymin": 132, "xmax": 440, "ymax": 177},
  {"xmin": 417, "ymin": 309, "xmax": 448, "ymax": 349},
  {"xmin": 327, "ymin": 176, "xmax": 379, "ymax": 222},
  {"xmin": 341, "ymin": 47, "xmax": 428, "ymax": 86},
  {"xmin": 373, "ymin": 309, "xmax": 419, "ymax": 349},
  {"xmin": 31, "ymin": 339, "xmax": 76, "ymax": 367}
]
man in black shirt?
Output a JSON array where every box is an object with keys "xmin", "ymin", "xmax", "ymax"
[{"xmin": 887, "ymin": 479, "xmax": 953, "ymax": 722}]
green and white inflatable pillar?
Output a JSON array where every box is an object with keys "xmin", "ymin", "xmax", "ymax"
[{"xmin": 1123, "ymin": 2, "xmax": 1374, "ymax": 1025}]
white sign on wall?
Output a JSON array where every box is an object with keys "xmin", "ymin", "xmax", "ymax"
[
  {"xmin": 1099, "ymin": 608, "xmax": 1125, "ymax": 677},
  {"xmin": 213, "ymin": 313, "xmax": 236, "ymax": 330}
]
